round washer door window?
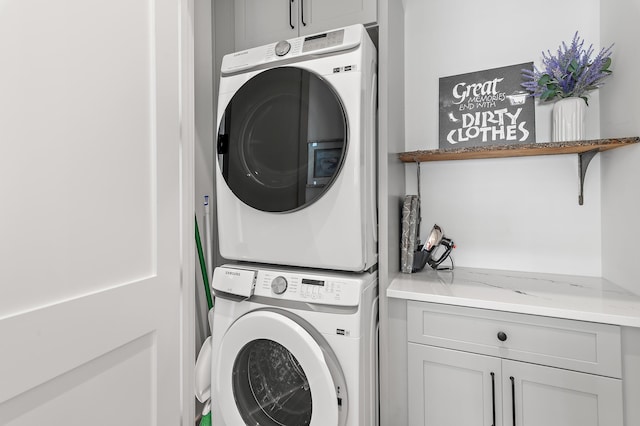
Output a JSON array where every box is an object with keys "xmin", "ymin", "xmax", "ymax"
[
  {"xmin": 217, "ymin": 67, "xmax": 347, "ymax": 213},
  {"xmin": 233, "ymin": 339, "xmax": 312, "ymax": 425},
  {"xmin": 215, "ymin": 310, "xmax": 347, "ymax": 426}
]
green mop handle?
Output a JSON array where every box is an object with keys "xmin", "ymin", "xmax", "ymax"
[{"xmin": 195, "ymin": 216, "xmax": 213, "ymax": 311}]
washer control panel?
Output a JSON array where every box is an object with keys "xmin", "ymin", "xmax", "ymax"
[{"xmin": 254, "ymin": 270, "xmax": 362, "ymax": 307}]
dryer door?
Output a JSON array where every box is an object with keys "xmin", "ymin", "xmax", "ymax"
[
  {"xmin": 215, "ymin": 310, "xmax": 348, "ymax": 426},
  {"xmin": 217, "ymin": 66, "xmax": 347, "ymax": 213}
]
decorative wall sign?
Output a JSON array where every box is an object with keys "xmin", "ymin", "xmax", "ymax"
[{"xmin": 439, "ymin": 62, "xmax": 536, "ymax": 149}]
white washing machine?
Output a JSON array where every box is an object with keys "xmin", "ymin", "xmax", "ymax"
[
  {"xmin": 210, "ymin": 264, "xmax": 378, "ymax": 426},
  {"xmin": 215, "ymin": 24, "xmax": 377, "ymax": 272}
]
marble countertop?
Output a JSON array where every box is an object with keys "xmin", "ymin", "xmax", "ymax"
[{"xmin": 387, "ymin": 267, "xmax": 640, "ymax": 327}]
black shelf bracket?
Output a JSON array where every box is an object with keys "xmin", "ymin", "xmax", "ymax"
[{"xmin": 578, "ymin": 149, "xmax": 598, "ymax": 205}]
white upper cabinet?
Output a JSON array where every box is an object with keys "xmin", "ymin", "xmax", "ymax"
[
  {"xmin": 235, "ymin": 0, "xmax": 297, "ymax": 51},
  {"xmin": 235, "ymin": 0, "xmax": 377, "ymax": 50}
]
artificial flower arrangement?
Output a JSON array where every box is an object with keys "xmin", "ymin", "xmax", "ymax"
[{"xmin": 521, "ymin": 32, "xmax": 613, "ymax": 106}]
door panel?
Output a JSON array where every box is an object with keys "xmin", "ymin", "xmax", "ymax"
[
  {"xmin": 1, "ymin": 325, "xmax": 154, "ymax": 425},
  {"xmin": 0, "ymin": 0, "xmax": 156, "ymax": 314},
  {"xmin": 235, "ymin": 0, "xmax": 297, "ymax": 50},
  {"xmin": 503, "ymin": 360, "xmax": 623, "ymax": 426},
  {"xmin": 0, "ymin": 0, "xmax": 188, "ymax": 424},
  {"xmin": 300, "ymin": 0, "xmax": 377, "ymax": 37},
  {"xmin": 408, "ymin": 343, "xmax": 502, "ymax": 426}
]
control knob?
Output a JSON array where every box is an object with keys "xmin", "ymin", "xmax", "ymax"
[
  {"xmin": 271, "ymin": 276, "xmax": 288, "ymax": 294},
  {"xmin": 275, "ymin": 40, "xmax": 291, "ymax": 57}
]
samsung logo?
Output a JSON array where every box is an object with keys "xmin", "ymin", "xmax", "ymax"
[{"xmin": 225, "ymin": 271, "xmax": 241, "ymax": 276}]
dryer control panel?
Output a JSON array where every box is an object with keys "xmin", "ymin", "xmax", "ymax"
[
  {"xmin": 252, "ymin": 269, "xmax": 367, "ymax": 307},
  {"xmin": 221, "ymin": 24, "xmax": 363, "ymax": 75}
]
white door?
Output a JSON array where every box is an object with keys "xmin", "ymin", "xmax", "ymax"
[
  {"xmin": 0, "ymin": 0, "xmax": 194, "ymax": 425},
  {"xmin": 407, "ymin": 344, "xmax": 502, "ymax": 426},
  {"xmin": 503, "ymin": 360, "xmax": 623, "ymax": 426}
]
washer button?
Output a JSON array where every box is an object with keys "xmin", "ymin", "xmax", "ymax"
[{"xmin": 271, "ymin": 276, "xmax": 288, "ymax": 294}]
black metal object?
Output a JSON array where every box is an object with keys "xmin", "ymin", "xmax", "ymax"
[
  {"xmin": 497, "ymin": 331, "xmax": 508, "ymax": 342},
  {"xmin": 289, "ymin": 0, "xmax": 295, "ymax": 29},
  {"xmin": 578, "ymin": 149, "xmax": 598, "ymax": 205},
  {"xmin": 510, "ymin": 376, "xmax": 516, "ymax": 426},
  {"xmin": 426, "ymin": 236, "xmax": 455, "ymax": 269},
  {"xmin": 490, "ymin": 372, "xmax": 496, "ymax": 426},
  {"xmin": 301, "ymin": 0, "xmax": 306, "ymax": 26}
]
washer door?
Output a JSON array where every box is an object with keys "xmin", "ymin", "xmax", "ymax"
[
  {"xmin": 217, "ymin": 67, "xmax": 347, "ymax": 213},
  {"xmin": 215, "ymin": 310, "xmax": 347, "ymax": 426}
]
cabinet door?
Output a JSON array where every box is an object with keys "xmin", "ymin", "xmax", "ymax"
[
  {"xmin": 235, "ymin": 0, "xmax": 298, "ymax": 50},
  {"xmin": 299, "ymin": 0, "xmax": 377, "ymax": 36},
  {"xmin": 503, "ymin": 360, "xmax": 623, "ymax": 426},
  {"xmin": 408, "ymin": 343, "xmax": 502, "ymax": 426}
]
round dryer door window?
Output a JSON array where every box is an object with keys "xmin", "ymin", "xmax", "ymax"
[
  {"xmin": 217, "ymin": 67, "xmax": 347, "ymax": 213},
  {"xmin": 215, "ymin": 310, "xmax": 348, "ymax": 426}
]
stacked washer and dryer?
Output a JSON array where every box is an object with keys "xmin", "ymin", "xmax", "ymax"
[{"xmin": 210, "ymin": 24, "xmax": 378, "ymax": 426}]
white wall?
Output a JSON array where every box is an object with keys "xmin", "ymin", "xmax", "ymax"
[
  {"xmin": 404, "ymin": 0, "xmax": 603, "ymax": 276},
  {"xmin": 195, "ymin": 0, "xmax": 215, "ymax": 351},
  {"xmin": 600, "ymin": 1, "xmax": 640, "ymax": 294},
  {"xmin": 194, "ymin": 0, "xmax": 235, "ymax": 349},
  {"xmin": 378, "ymin": 0, "xmax": 408, "ymax": 423}
]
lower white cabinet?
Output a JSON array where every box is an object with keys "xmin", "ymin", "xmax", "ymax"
[
  {"xmin": 408, "ymin": 344, "xmax": 501, "ymax": 426},
  {"xmin": 407, "ymin": 302, "xmax": 624, "ymax": 426},
  {"xmin": 504, "ymin": 359, "xmax": 623, "ymax": 426}
]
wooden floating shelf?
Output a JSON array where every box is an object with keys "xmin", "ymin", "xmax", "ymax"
[
  {"xmin": 399, "ymin": 137, "xmax": 640, "ymax": 163},
  {"xmin": 399, "ymin": 137, "xmax": 639, "ymax": 206}
]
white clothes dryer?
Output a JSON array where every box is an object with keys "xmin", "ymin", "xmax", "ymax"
[
  {"xmin": 215, "ymin": 24, "xmax": 377, "ymax": 272},
  {"xmin": 210, "ymin": 264, "xmax": 378, "ymax": 426}
]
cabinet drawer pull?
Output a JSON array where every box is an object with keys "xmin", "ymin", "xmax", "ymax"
[
  {"xmin": 497, "ymin": 331, "xmax": 508, "ymax": 342},
  {"xmin": 510, "ymin": 376, "xmax": 516, "ymax": 426},
  {"xmin": 289, "ymin": 0, "xmax": 295, "ymax": 29},
  {"xmin": 490, "ymin": 372, "xmax": 496, "ymax": 426}
]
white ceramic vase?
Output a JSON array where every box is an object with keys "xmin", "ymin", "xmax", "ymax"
[{"xmin": 552, "ymin": 97, "xmax": 586, "ymax": 142}]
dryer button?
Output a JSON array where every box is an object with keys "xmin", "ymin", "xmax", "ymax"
[{"xmin": 275, "ymin": 40, "xmax": 291, "ymax": 57}]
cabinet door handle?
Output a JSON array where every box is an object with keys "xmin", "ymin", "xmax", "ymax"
[
  {"xmin": 490, "ymin": 372, "xmax": 496, "ymax": 426},
  {"xmin": 289, "ymin": 0, "xmax": 295, "ymax": 29},
  {"xmin": 510, "ymin": 376, "xmax": 516, "ymax": 426},
  {"xmin": 301, "ymin": 0, "xmax": 307, "ymax": 26},
  {"xmin": 497, "ymin": 331, "xmax": 508, "ymax": 342}
]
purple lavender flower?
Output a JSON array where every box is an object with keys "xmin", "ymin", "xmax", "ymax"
[{"xmin": 521, "ymin": 32, "xmax": 613, "ymax": 106}]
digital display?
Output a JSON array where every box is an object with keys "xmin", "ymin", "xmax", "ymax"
[
  {"xmin": 305, "ymin": 33, "xmax": 327, "ymax": 41},
  {"xmin": 314, "ymin": 148, "xmax": 341, "ymax": 178},
  {"xmin": 302, "ymin": 278, "xmax": 325, "ymax": 286},
  {"xmin": 302, "ymin": 29, "xmax": 343, "ymax": 53}
]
